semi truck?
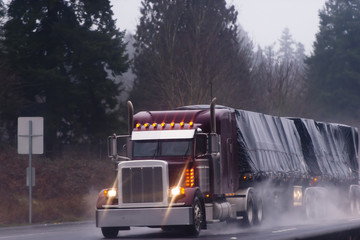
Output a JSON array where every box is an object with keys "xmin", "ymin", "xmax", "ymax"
[{"xmin": 96, "ymin": 99, "xmax": 360, "ymax": 238}]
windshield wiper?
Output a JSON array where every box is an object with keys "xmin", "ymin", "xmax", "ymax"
[{"xmin": 152, "ymin": 141, "xmax": 160, "ymax": 159}]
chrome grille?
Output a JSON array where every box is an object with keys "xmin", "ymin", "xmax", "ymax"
[{"xmin": 122, "ymin": 166, "xmax": 163, "ymax": 203}]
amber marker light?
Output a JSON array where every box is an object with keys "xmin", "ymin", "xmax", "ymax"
[
  {"xmin": 152, "ymin": 123, "xmax": 158, "ymax": 128},
  {"xmin": 144, "ymin": 123, "xmax": 149, "ymax": 129},
  {"xmin": 180, "ymin": 121, "xmax": 184, "ymax": 128},
  {"xmin": 136, "ymin": 123, "xmax": 141, "ymax": 129},
  {"xmin": 189, "ymin": 121, "xmax": 194, "ymax": 128},
  {"xmin": 161, "ymin": 122, "xmax": 166, "ymax": 128},
  {"xmin": 170, "ymin": 122, "xmax": 175, "ymax": 128},
  {"xmin": 186, "ymin": 168, "xmax": 195, "ymax": 187}
]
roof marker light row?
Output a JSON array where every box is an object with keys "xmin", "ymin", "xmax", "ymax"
[{"xmin": 136, "ymin": 121, "xmax": 194, "ymax": 129}]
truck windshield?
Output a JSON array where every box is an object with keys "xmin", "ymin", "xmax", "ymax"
[{"xmin": 133, "ymin": 139, "xmax": 193, "ymax": 158}]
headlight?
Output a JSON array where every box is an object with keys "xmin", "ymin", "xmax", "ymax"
[
  {"xmin": 104, "ymin": 188, "xmax": 117, "ymax": 198},
  {"xmin": 169, "ymin": 186, "xmax": 185, "ymax": 198}
]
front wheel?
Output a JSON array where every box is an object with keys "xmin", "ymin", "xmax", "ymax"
[
  {"xmin": 186, "ymin": 196, "xmax": 203, "ymax": 237},
  {"xmin": 101, "ymin": 227, "xmax": 119, "ymax": 238}
]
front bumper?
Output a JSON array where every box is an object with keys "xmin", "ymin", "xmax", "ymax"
[{"xmin": 96, "ymin": 206, "xmax": 193, "ymax": 228}]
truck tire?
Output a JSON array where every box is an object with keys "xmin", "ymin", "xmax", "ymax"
[
  {"xmin": 254, "ymin": 196, "xmax": 263, "ymax": 225},
  {"xmin": 186, "ymin": 196, "xmax": 203, "ymax": 237},
  {"xmin": 243, "ymin": 192, "xmax": 255, "ymax": 226},
  {"xmin": 305, "ymin": 191, "xmax": 318, "ymax": 218},
  {"xmin": 350, "ymin": 191, "xmax": 360, "ymax": 215},
  {"xmin": 305, "ymin": 189, "xmax": 326, "ymax": 218},
  {"xmin": 101, "ymin": 227, "xmax": 119, "ymax": 238}
]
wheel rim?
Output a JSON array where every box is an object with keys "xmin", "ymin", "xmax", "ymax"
[{"xmin": 193, "ymin": 202, "xmax": 202, "ymax": 232}]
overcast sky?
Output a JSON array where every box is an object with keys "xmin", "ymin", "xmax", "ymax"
[{"xmin": 111, "ymin": 0, "xmax": 327, "ymax": 54}]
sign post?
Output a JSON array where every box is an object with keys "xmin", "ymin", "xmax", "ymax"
[{"xmin": 18, "ymin": 117, "xmax": 44, "ymax": 224}]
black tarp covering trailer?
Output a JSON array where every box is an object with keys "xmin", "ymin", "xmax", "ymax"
[
  {"xmin": 234, "ymin": 109, "xmax": 360, "ymax": 219},
  {"xmin": 235, "ymin": 109, "xmax": 359, "ymax": 184},
  {"xmin": 291, "ymin": 118, "xmax": 359, "ymax": 184},
  {"xmin": 235, "ymin": 110, "xmax": 310, "ymax": 181}
]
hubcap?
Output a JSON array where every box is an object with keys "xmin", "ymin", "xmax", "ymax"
[{"xmin": 194, "ymin": 203, "xmax": 202, "ymax": 232}]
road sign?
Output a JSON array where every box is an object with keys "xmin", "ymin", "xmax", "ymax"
[
  {"xmin": 18, "ymin": 117, "xmax": 44, "ymax": 154},
  {"xmin": 17, "ymin": 117, "xmax": 44, "ymax": 224}
]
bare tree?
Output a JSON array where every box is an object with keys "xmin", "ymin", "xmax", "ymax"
[
  {"xmin": 131, "ymin": 0, "xmax": 252, "ymax": 110},
  {"xmin": 250, "ymin": 29, "xmax": 308, "ymax": 116}
]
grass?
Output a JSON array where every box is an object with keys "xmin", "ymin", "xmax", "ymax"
[{"xmin": 0, "ymin": 148, "xmax": 115, "ymax": 226}]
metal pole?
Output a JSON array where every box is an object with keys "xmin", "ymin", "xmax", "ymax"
[{"xmin": 29, "ymin": 120, "xmax": 32, "ymax": 224}]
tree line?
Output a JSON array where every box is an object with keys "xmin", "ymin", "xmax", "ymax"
[{"xmin": 0, "ymin": 0, "xmax": 359, "ymax": 155}]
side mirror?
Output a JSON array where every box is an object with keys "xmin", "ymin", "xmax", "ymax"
[
  {"xmin": 108, "ymin": 134, "xmax": 118, "ymax": 157},
  {"xmin": 108, "ymin": 134, "xmax": 131, "ymax": 161}
]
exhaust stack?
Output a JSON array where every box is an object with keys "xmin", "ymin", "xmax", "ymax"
[
  {"xmin": 210, "ymin": 98, "xmax": 216, "ymax": 133},
  {"xmin": 127, "ymin": 101, "xmax": 134, "ymax": 135}
]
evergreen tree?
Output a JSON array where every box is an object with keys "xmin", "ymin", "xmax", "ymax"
[
  {"xmin": 306, "ymin": 0, "xmax": 360, "ymax": 122},
  {"xmin": 4, "ymin": 0, "xmax": 129, "ymax": 152},
  {"xmin": 0, "ymin": 1, "xmax": 23, "ymax": 145},
  {"xmin": 130, "ymin": 0, "xmax": 252, "ymax": 110},
  {"xmin": 278, "ymin": 27, "xmax": 295, "ymax": 63}
]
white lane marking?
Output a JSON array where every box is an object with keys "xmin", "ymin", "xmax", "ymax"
[
  {"xmin": 348, "ymin": 218, "xmax": 360, "ymax": 222},
  {"xmin": 272, "ymin": 227, "xmax": 297, "ymax": 233}
]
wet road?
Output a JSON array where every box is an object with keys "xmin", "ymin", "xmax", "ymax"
[{"xmin": 1, "ymin": 216, "xmax": 360, "ymax": 240}]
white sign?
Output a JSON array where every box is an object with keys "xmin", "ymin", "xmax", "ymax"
[{"xmin": 18, "ymin": 117, "xmax": 44, "ymax": 154}]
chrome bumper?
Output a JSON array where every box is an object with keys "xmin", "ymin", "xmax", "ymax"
[{"xmin": 96, "ymin": 207, "xmax": 193, "ymax": 227}]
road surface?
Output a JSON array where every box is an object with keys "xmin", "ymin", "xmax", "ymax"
[{"xmin": 1, "ymin": 216, "xmax": 360, "ymax": 240}]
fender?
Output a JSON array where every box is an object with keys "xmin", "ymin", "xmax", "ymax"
[
  {"xmin": 174, "ymin": 187, "xmax": 202, "ymax": 205},
  {"xmin": 96, "ymin": 190, "xmax": 107, "ymax": 209},
  {"xmin": 96, "ymin": 189, "xmax": 117, "ymax": 208}
]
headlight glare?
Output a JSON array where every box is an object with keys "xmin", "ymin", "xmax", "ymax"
[
  {"xmin": 104, "ymin": 188, "xmax": 117, "ymax": 198},
  {"xmin": 169, "ymin": 186, "xmax": 185, "ymax": 198}
]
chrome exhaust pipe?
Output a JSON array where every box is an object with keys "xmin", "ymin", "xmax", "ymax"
[
  {"xmin": 127, "ymin": 101, "xmax": 134, "ymax": 135},
  {"xmin": 210, "ymin": 98, "xmax": 216, "ymax": 133}
]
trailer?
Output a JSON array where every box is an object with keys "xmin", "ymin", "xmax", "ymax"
[{"xmin": 96, "ymin": 99, "xmax": 360, "ymax": 238}]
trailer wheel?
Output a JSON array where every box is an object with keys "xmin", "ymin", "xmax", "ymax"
[
  {"xmin": 186, "ymin": 196, "xmax": 203, "ymax": 237},
  {"xmin": 305, "ymin": 191, "xmax": 316, "ymax": 218},
  {"xmin": 101, "ymin": 227, "xmax": 119, "ymax": 238},
  {"xmin": 305, "ymin": 189, "xmax": 326, "ymax": 218},
  {"xmin": 350, "ymin": 192, "xmax": 360, "ymax": 215}
]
